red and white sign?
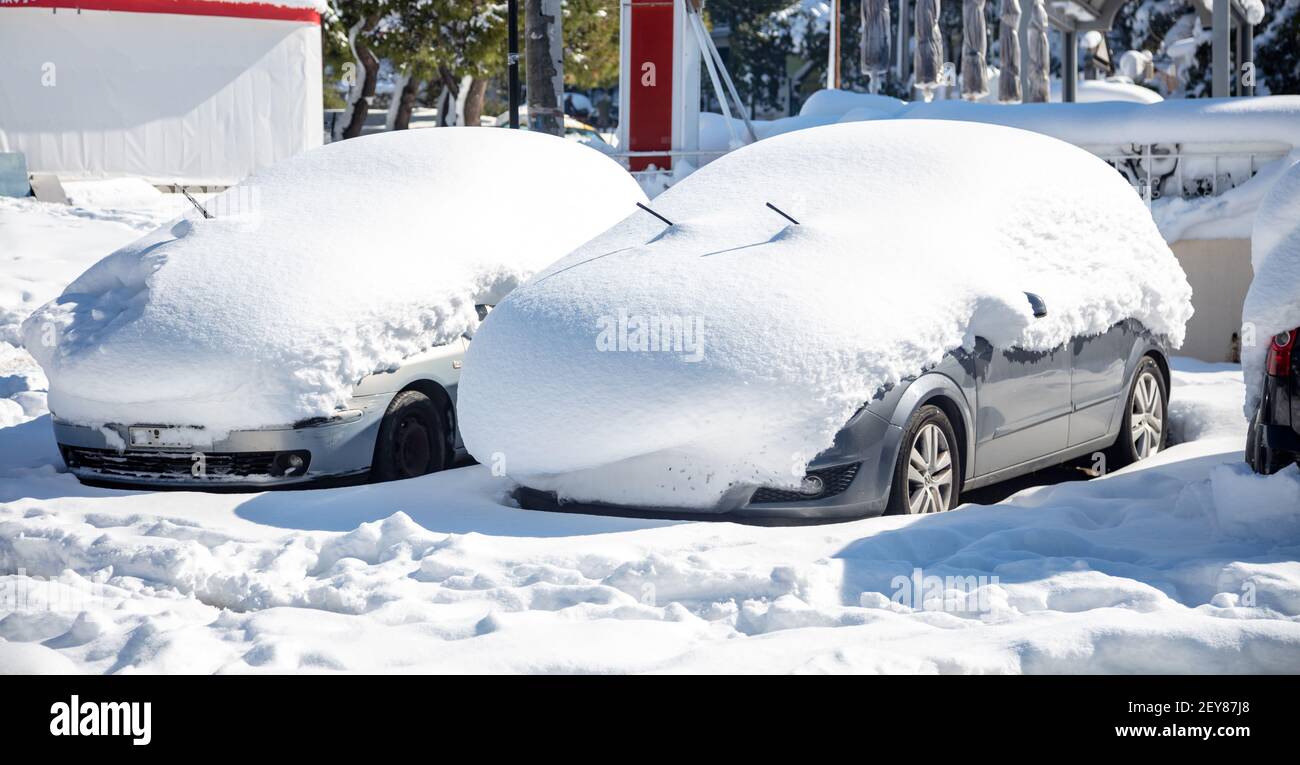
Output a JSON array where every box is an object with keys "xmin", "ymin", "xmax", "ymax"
[{"xmin": 625, "ymin": 0, "xmax": 676, "ymax": 171}]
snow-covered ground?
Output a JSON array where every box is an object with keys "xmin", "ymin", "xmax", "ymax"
[{"xmin": 2, "ymin": 191, "xmax": 1299, "ymax": 674}]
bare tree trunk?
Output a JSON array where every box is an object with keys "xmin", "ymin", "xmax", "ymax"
[
  {"xmin": 463, "ymin": 77, "xmax": 489, "ymax": 126},
  {"xmin": 339, "ymin": 17, "xmax": 379, "ymax": 140},
  {"xmin": 525, "ymin": 0, "xmax": 564, "ymax": 136},
  {"xmin": 393, "ymin": 76, "xmax": 420, "ymax": 130},
  {"xmin": 386, "ymin": 70, "xmax": 410, "ymax": 130},
  {"xmin": 435, "ymin": 66, "xmax": 461, "ymax": 126}
]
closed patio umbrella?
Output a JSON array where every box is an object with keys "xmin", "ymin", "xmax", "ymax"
[
  {"xmin": 998, "ymin": 0, "xmax": 1022, "ymax": 103},
  {"xmin": 1024, "ymin": 0, "xmax": 1050, "ymax": 102},
  {"xmin": 914, "ymin": 0, "xmax": 944, "ymax": 100},
  {"xmin": 862, "ymin": 0, "xmax": 892, "ymax": 93},
  {"xmin": 961, "ymin": 0, "xmax": 989, "ymax": 99}
]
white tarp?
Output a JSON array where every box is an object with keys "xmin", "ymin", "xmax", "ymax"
[{"xmin": 0, "ymin": 9, "xmax": 322, "ymax": 186}]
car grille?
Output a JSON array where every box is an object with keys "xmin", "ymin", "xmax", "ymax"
[
  {"xmin": 60, "ymin": 446, "xmax": 299, "ymax": 481},
  {"xmin": 749, "ymin": 463, "xmax": 860, "ymax": 504}
]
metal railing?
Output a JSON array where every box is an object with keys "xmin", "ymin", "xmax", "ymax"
[
  {"xmin": 612, "ymin": 149, "xmax": 731, "ymax": 179},
  {"xmin": 613, "ymin": 139, "xmax": 1292, "ymax": 199},
  {"xmin": 1079, "ymin": 142, "xmax": 1290, "ymax": 203}
]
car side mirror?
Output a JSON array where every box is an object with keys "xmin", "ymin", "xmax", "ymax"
[
  {"xmin": 1025, "ymin": 292, "xmax": 1048, "ymax": 318},
  {"xmin": 464, "ymin": 304, "xmax": 494, "ymax": 341}
]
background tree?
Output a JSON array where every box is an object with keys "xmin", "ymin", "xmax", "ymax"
[
  {"xmin": 564, "ymin": 0, "xmax": 621, "ymax": 89},
  {"xmin": 328, "ymin": 0, "xmax": 389, "ymax": 140},
  {"xmin": 370, "ymin": 1, "xmax": 437, "ymax": 131},
  {"xmin": 1255, "ymin": 0, "xmax": 1299, "ymax": 95},
  {"xmin": 442, "ymin": 3, "xmax": 509, "ymax": 126},
  {"xmin": 526, "ymin": 0, "xmax": 565, "ymax": 135}
]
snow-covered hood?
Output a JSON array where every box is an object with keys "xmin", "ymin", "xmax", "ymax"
[
  {"xmin": 1243, "ymin": 157, "xmax": 1300, "ymax": 416},
  {"xmin": 458, "ymin": 120, "xmax": 1194, "ymax": 509},
  {"xmin": 21, "ymin": 128, "xmax": 647, "ymax": 432}
]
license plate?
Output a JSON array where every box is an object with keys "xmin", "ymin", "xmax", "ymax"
[{"xmin": 128, "ymin": 426, "xmax": 196, "ymax": 449}]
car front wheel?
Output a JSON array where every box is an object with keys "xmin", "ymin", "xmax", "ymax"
[
  {"xmin": 371, "ymin": 390, "xmax": 451, "ymax": 482},
  {"xmin": 887, "ymin": 404, "xmax": 961, "ymax": 515}
]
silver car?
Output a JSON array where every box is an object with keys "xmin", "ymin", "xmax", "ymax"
[
  {"xmin": 54, "ymin": 313, "xmax": 489, "ymax": 490},
  {"xmin": 517, "ymin": 306, "xmax": 1171, "ymax": 520}
]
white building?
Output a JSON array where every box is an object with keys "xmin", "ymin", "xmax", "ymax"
[{"xmin": 0, "ymin": 0, "xmax": 324, "ymax": 186}]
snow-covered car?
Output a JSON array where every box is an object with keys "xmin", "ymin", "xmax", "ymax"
[
  {"xmin": 458, "ymin": 120, "xmax": 1194, "ymax": 519},
  {"xmin": 1244, "ymin": 159, "xmax": 1300, "ymax": 474},
  {"xmin": 22, "ymin": 128, "xmax": 647, "ymax": 488}
]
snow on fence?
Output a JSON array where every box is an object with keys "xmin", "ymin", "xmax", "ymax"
[
  {"xmin": 636, "ymin": 96, "xmax": 1300, "ymax": 201},
  {"xmin": 1081, "ymin": 142, "xmax": 1290, "ymax": 204}
]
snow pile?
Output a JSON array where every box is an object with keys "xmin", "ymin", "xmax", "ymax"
[
  {"xmin": 1207, "ymin": 463, "xmax": 1300, "ymax": 540},
  {"xmin": 20, "ymin": 128, "xmax": 646, "ymax": 432},
  {"xmin": 60, "ymin": 179, "xmax": 164, "ymax": 211},
  {"xmin": 1, "ymin": 408, "xmax": 1297, "ymax": 673},
  {"xmin": 459, "ymin": 121, "xmax": 1193, "ymax": 508},
  {"xmin": 1049, "ymin": 79, "xmax": 1164, "ymax": 104},
  {"xmin": 1166, "ymin": 359, "xmax": 1246, "ymax": 445},
  {"xmin": 1242, "ymin": 157, "xmax": 1300, "ymax": 415},
  {"xmin": 696, "ymin": 94, "xmax": 1300, "ymax": 157},
  {"xmin": 0, "ymin": 349, "xmax": 1294, "ymax": 673},
  {"xmin": 798, "ymin": 89, "xmax": 906, "ymax": 119},
  {"xmin": 852, "ymin": 95, "xmax": 1300, "ymax": 148}
]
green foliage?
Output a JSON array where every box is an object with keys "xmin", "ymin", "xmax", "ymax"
[
  {"xmin": 564, "ymin": 0, "xmax": 621, "ymax": 89},
  {"xmin": 706, "ymin": 0, "xmax": 802, "ymax": 112},
  {"xmin": 1255, "ymin": 0, "xmax": 1300, "ymax": 95},
  {"xmin": 325, "ymin": 0, "xmax": 620, "ymax": 109}
]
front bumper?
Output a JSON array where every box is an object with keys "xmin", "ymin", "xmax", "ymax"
[
  {"xmin": 53, "ymin": 393, "xmax": 392, "ymax": 489},
  {"xmin": 515, "ymin": 409, "xmax": 903, "ymax": 522}
]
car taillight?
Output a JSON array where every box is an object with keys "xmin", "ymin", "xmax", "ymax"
[{"xmin": 1266, "ymin": 329, "xmax": 1296, "ymax": 376}]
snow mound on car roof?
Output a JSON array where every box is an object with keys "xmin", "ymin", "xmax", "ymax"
[
  {"xmin": 459, "ymin": 120, "xmax": 1193, "ymax": 509},
  {"xmin": 22, "ymin": 128, "xmax": 646, "ymax": 432},
  {"xmin": 1243, "ymin": 158, "xmax": 1300, "ymax": 416}
]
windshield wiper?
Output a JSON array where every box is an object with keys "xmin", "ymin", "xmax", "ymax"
[{"xmin": 765, "ymin": 201, "xmax": 799, "ymax": 225}]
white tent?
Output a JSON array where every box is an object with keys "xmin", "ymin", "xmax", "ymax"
[{"xmin": 0, "ymin": 0, "xmax": 324, "ymax": 186}]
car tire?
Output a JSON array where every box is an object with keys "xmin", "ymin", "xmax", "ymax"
[
  {"xmin": 370, "ymin": 390, "xmax": 451, "ymax": 482},
  {"xmin": 1105, "ymin": 355, "xmax": 1167, "ymax": 470},
  {"xmin": 1246, "ymin": 407, "xmax": 1293, "ymax": 475},
  {"xmin": 886, "ymin": 404, "xmax": 962, "ymax": 515}
]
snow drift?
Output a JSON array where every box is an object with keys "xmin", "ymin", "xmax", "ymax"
[
  {"xmin": 459, "ymin": 120, "xmax": 1194, "ymax": 509},
  {"xmin": 1243, "ymin": 158, "xmax": 1300, "ymax": 415},
  {"xmin": 21, "ymin": 128, "xmax": 647, "ymax": 432}
]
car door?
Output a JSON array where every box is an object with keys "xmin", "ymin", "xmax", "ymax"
[
  {"xmin": 1068, "ymin": 321, "xmax": 1133, "ymax": 447},
  {"xmin": 972, "ymin": 338, "xmax": 1073, "ymax": 477}
]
